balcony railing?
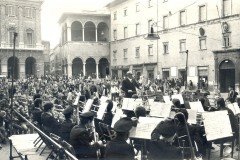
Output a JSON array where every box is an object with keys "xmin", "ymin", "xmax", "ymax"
[{"xmin": 0, "ymin": 43, "xmax": 44, "ymax": 50}]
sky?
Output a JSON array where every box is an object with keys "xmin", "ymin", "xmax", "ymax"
[{"xmin": 41, "ymin": 0, "xmax": 113, "ymax": 48}]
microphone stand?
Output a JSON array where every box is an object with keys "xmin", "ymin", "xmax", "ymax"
[{"xmin": 10, "ymin": 32, "xmax": 18, "ymax": 136}]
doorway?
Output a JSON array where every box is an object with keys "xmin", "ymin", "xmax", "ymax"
[{"xmin": 219, "ymin": 60, "xmax": 235, "ymax": 92}]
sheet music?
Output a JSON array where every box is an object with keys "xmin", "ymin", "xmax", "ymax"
[
  {"xmin": 227, "ymin": 103, "xmax": 240, "ymax": 115},
  {"xmin": 82, "ymin": 99, "xmax": 94, "ymax": 113},
  {"xmin": 163, "ymin": 96, "xmax": 172, "ymax": 104},
  {"xmin": 149, "ymin": 102, "xmax": 172, "ymax": 118},
  {"xmin": 122, "ymin": 98, "xmax": 130, "ymax": 110},
  {"xmin": 96, "ymin": 102, "xmax": 108, "ymax": 120},
  {"xmin": 202, "ymin": 110, "xmax": 233, "ymax": 141},
  {"xmin": 171, "ymin": 94, "xmax": 184, "ymax": 104},
  {"xmin": 111, "ymin": 108, "xmax": 124, "ymax": 128},
  {"xmin": 73, "ymin": 93, "xmax": 81, "ymax": 105},
  {"xmin": 127, "ymin": 98, "xmax": 142, "ymax": 111},
  {"xmin": 189, "ymin": 101, "xmax": 205, "ymax": 113},
  {"xmin": 186, "ymin": 109, "xmax": 197, "ymax": 124},
  {"xmin": 112, "ymin": 101, "xmax": 118, "ymax": 113},
  {"xmin": 100, "ymin": 96, "xmax": 109, "ymax": 103},
  {"xmin": 129, "ymin": 117, "xmax": 163, "ymax": 139}
]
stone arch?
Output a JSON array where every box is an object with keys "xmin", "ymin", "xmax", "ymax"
[
  {"xmin": 71, "ymin": 21, "xmax": 83, "ymax": 41},
  {"xmin": 72, "ymin": 57, "xmax": 83, "ymax": 78},
  {"xmin": 98, "ymin": 58, "xmax": 109, "ymax": 78},
  {"xmin": 219, "ymin": 59, "xmax": 235, "ymax": 92},
  {"xmin": 97, "ymin": 22, "xmax": 109, "ymax": 42},
  {"xmin": 84, "ymin": 21, "xmax": 96, "ymax": 42},
  {"xmin": 25, "ymin": 57, "xmax": 37, "ymax": 78},
  {"xmin": 85, "ymin": 57, "xmax": 96, "ymax": 78},
  {"xmin": 8, "ymin": 56, "xmax": 19, "ymax": 79}
]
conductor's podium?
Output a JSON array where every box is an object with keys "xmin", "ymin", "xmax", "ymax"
[{"xmin": 9, "ymin": 134, "xmax": 48, "ymax": 160}]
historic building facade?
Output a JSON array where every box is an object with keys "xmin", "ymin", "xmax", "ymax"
[
  {"xmin": 106, "ymin": 0, "xmax": 240, "ymax": 92},
  {"xmin": 53, "ymin": 12, "xmax": 110, "ymax": 78},
  {"xmin": 0, "ymin": 0, "xmax": 44, "ymax": 79}
]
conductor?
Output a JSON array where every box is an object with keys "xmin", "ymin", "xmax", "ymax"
[{"xmin": 121, "ymin": 71, "xmax": 140, "ymax": 98}]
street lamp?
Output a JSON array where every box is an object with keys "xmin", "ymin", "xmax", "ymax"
[{"xmin": 185, "ymin": 50, "xmax": 189, "ymax": 89}]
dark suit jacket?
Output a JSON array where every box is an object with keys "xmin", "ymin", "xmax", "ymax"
[
  {"xmin": 32, "ymin": 108, "xmax": 43, "ymax": 126},
  {"xmin": 121, "ymin": 78, "xmax": 139, "ymax": 98},
  {"xmin": 41, "ymin": 112, "xmax": 60, "ymax": 135},
  {"xmin": 105, "ymin": 137, "xmax": 135, "ymax": 160},
  {"xmin": 59, "ymin": 119, "xmax": 75, "ymax": 143}
]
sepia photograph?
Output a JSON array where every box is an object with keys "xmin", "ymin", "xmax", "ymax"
[{"xmin": 0, "ymin": 0, "xmax": 240, "ymax": 159}]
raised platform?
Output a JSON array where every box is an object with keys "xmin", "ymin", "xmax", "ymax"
[{"xmin": 8, "ymin": 134, "xmax": 49, "ymax": 160}]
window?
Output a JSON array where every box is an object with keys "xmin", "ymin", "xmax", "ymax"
[
  {"xmin": 124, "ymin": 27, "xmax": 128, "ymax": 38},
  {"xmin": 136, "ymin": 47, "xmax": 140, "ymax": 57},
  {"xmin": 199, "ymin": 37, "xmax": 207, "ymax": 50},
  {"xmin": 148, "ymin": 45, "xmax": 153, "ymax": 56},
  {"xmin": 113, "ymin": 12, "xmax": 117, "ymax": 20},
  {"xmin": 25, "ymin": 7, "xmax": 33, "ymax": 18},
  {"xmin": 179, "ymin": 39, "xmax": 186, "ymax": 52},
  {"xmin": 163, "ymin": 42, "xmax": 169, "ymax": 54},
  {"xmin": 136, "ymin": 3, "xmax": 140, "ymax": 12},
  {"xmin": 223, "ymin": 0, "xmax": 231, "ymax": 16},
  {"xmin": 9, "ymin": 30, "xmax": 15, "ymax": 44},
  {"xmin": 113, "ymin": 29, "xmax": 117, "ymax": 40},
  {"xmin": 6, "ymin": 5, "xmax": 16, "ymax": 16},
  {"xmin": 26, "ymin": 29, "xmax": 34, "ymax": 47},
  {"xmin": 180, "ymin": 10, "xmax": 186, "ymax": 26},
  {"xmin": 163, "ymin": 15, "xmax": 168, "ymax": 29},
  {"xmin": 223, "ymin": 33, "xmax": 231, "ymax": 48},
  {"xmin": 136, "ymin": 23, "xmax": 140, "ymax": 35},
  {"xmin": 148, "ymin": 0, "xmax": 153, "ymax": 7},
  {"xmin": 199, "ymin": 5, "xmax": 206, "ymax": 22},
  {"xmin": 123, "ymin": 49, "xmax": 128, "ymax": 58},
  {"xmin": 148, "ymin": 19, "xmax": 153, "ymax": 33},
  {"xmin": 113, "ymin": 50, "xmax": 117, "ymax": 59},
  {"xmin": 124, "ymin": 8, "xmax": 127, "ymax": 16}
]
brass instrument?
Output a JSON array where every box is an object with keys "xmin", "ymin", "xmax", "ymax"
[{"xmin": 174, "ymin": 112, "xmax": 202, "ymax": 160}]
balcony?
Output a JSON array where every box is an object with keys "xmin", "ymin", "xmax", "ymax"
[{"xmin": 0, "ymin": 43, "xmax": 44, "ymax": 50}]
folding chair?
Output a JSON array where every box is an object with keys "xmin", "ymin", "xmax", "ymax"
[
  {"xmin": 49, "ymin": 133, "xmax": 63, "ymax": 160},
  {"xmin": 99, "ymin": 122, "xmax": 115, "ymax": 141},
  {"xmin": 62, "ymin": 140, "xmax": 76, "ymax": 158}
]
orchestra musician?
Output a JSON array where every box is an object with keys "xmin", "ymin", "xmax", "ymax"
[
  {"xmin": 41, "ymin": 102, "xmax": 61, "ymax": 136},
  {"xmin": 121, "ymin": 71, "xmax": 140, "ymax": 98},
  {"xmin": 105, "ymin": 117, "xmax": 135, "ymax": 160},
  {"xmin": 59, "ymin": 106, "xmax": 75, "ymax": 143},
  {"xmin": 148, "ymin": 118, "xmax": 182, "ymax": 160},
  {"xmin": 31, "ymin": 98, "xmax": 43, "ymax": 128},
  {"xmin": 70, "ymin": 111, "xmax": 103, "ymax": 159}
]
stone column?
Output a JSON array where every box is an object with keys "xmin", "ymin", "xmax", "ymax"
[
  {"xmin": 235, "ymin": 56, "xmax": 240, "ymax": 93},
  {"xmin": 96, "ymin": 62, "xmax": 99, "ymax": 79},
  {"xmin": 19, "ymin": 62, "xmax": 25, "ymax": 79},
  {"xmin": 67, "ymin": 27, "xmax": 71, "ymax": 42},
  {"xmin": 214, "ymin": 57, "xmax": 219, "ymax": 91},
  {"xmin": 96, "ymin": 28, "xmax": 98, "ymax": 42},
  {"xmin": 1, "ymin": 62, "xmax": 7, "ymax": 76},
  {"xmin": 35, "ymin": 9, "xmax": 41, "ymax": 48},
  {"xmin": 1, "ymin": 5, "xmax": 6, "ymax": 46},
  {"xmin": 82, "ymin": 27, "xmax": 85, "ymax": 42},
  {"xmin": 67, "ymin": 63, "xmax": 72, "ymax": 78},
  {"xmin": 83, "ymin": 63, "xmax": 86, "ymax": 77},
  {"xmin": 18, "ymin": 6, "xmax": 24, "ymax": 48}
]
